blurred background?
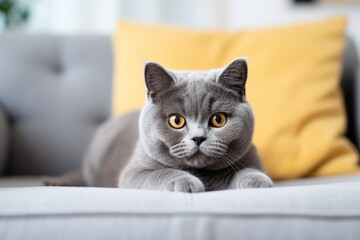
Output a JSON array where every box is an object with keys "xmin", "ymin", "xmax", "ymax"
[
  {"xmin": 1, "ymin": 0, "xmax": 360, "ymax": 48},
  {"xmin": 0, "ymin": 0, "xmax": 360, "ymax": 176}
]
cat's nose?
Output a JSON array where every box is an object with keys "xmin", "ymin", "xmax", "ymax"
[{"xmin": 191, "ymin": 137, "xmax": 207, "ymax": 146}]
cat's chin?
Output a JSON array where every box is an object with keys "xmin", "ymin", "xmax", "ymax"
[{"xmin": 183, "ymin": 152, "xmax": 212, "ymax": 168}]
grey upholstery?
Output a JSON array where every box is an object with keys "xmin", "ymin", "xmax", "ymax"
[
  {"xmin": 1, "ymin": 181, "xmax": 360, "ymax": 240},
  {"xmin": 0, "ymin": 35, "xmax": 112, "ymax": 175}
]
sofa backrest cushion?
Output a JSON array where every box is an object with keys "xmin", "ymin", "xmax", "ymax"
[{"xmin": 0, "ymin": 35, "xmax": 112, "ymax": 175}]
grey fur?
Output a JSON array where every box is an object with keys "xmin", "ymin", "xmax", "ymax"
[
  {"xmin": 118, "ymin": 58, "xmax": 272, "ymax": 192},
  {"xmin": 46, "ymin": 58, "xmax": 273, "ymax": 191}
]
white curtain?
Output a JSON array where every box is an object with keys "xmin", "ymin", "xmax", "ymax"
[
  {"xmin": 13, "ymin": 0, "xmax": 360, "ymax": 49},
  {"xmin": 26, "ymin": 0, "xmax": 120, "ymax": 33},
  {"xmin": 25, "ymin": 0, "xmax": 226, "ymax": 34}
]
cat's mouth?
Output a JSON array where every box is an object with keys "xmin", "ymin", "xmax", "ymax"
[
  {"xmin": 169, "ymin": 141, "xmax": 228, "ymax": 160},
  {"xmin": 168, "ymin": 145, "xmax": 228, "ymax": 168},
  {"xmin": 169, "ymin": 145, "xmax": 209, "ymax": 167},
  {"xmin": 169, "ymin": 142, "xmax": 198, "ymax": 158},
  {"xmin": 183, "ymin": 152, "xmax": 209, "ymax": 168},
  {"xmin": 179, "ymin": 146, "xmax": 211, "ymax": 159}
]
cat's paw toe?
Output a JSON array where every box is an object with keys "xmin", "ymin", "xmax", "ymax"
[
  {"xmin": 236, "ymin": 172, "xmax": 273, "ymax": 189},
  {"xmin": 165, "ymin": 175, "xmax": 205, "ymax": 193}
]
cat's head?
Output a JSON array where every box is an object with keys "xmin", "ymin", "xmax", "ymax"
[{"xmin": 139, "ymin": 59, "xmax": 254, "ymax": 170}]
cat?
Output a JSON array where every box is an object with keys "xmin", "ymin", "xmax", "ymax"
[{"xmin": 45, "ymin": 58, "xmax": 273, "ymax": 192}]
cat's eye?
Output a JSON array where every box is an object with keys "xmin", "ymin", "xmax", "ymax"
[
  {"xmin": 210, "ymin": 113, "xmax": 227, "ymax": 128},
  {"xmin": 168, "ymin": 114, "xmax": 186, "ymax": 129}
]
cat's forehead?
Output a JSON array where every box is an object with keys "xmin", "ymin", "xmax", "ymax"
[
  {"xmin": 169, "ymin": 69, "xmax": 221, "ymax": 84},
  {"xmin": 161, "ymin": 77, "xmax": 240, "ymax": 119}
]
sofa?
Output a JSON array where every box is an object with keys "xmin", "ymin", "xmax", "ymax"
[{"xmin": 0, "ymin": 34, "xmax": 359, "ymax": 239}]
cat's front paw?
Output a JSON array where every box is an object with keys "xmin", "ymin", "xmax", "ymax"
[
  {"xmin": 233, "ymin": 170, "xmax": 273, "ymax": 189},
  {"xmin": 164, "ymin": 175, "xmax": 205, "ymax": 193}
]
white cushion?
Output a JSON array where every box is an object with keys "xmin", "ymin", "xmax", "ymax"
[{"xmin": 1, "ymin": 181, "xmax": 360, "ymax": 240}]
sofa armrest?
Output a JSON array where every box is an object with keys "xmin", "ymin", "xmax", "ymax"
[
  {"xmin": 0, "ymin": 104, "xmax": 8, "ymax": 175},
  {"xmin": 356, "ymin": 66, "xmax": 360, "ymax": 150},
  {"xmin": 341, "ymin": 37, "xmax": 360, "ymax": 150}
]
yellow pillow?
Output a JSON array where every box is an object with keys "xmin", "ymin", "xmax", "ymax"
[{"xmin": 113, "ymin": 17, "xmax": 359, "ymax": 180}]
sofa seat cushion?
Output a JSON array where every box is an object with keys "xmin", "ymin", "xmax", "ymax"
[
  {"xmin": 1, "ymin": 181, "xmax": 360, "ymax": 240},
  {"xmin": 274, "ymin": 173, "xmax": 360, "ymax": 186},
  {"xmin": 2, "ymin": 174, "xmax": 360, "ymax": 187}
]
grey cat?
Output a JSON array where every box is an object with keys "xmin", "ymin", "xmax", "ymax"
[{"xmin": 45, "ymin": 58, "xmax": 273, "ymax": 192}]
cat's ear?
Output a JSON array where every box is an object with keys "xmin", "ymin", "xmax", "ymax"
[
  {"xmin": 144, "ymin": 62, "xmax": 175, "ymax": 101},
  {"xmin": 217, "ymin": 58, "xmax": 247, "ymax": 98}
]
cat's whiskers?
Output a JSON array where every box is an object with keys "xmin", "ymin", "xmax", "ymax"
[
  {"xmin": 220, "ymin": 156, "xmax": 238, "ymax": 174},
  {"xmin": 204, "ymin": 135, "xmax": 236, "ymax": 172},
  {"xmin": 227, "ymin": 149, "xmax": 252, "ymax": 166},
  {"xmin": 217, "ymin": 149, "xmax": 244, "ymax": 172},
  {"xmin": 206, "ymin": 133, "xmax": 227, "ymax": 154},
  {"xmin": 225, "ymin": 151, "xmax": 248, "ymax": 170},
  {"xmin": 224, "ymin": 155, "xmax": 244, "ymax": 172},
  {"xmin": 169, "ymin": 142, "xmax": 190, "ymax": 158}
]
